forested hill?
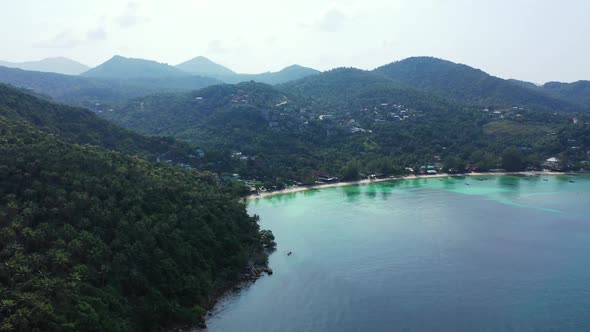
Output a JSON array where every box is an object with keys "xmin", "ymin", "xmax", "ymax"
[
  {"xmin": 0, "ymin": 84, "xmax": 194, "ymax": 161},
  {"xmin": 0, "ymin": 66, "xmax": 220, "ymax": 110},
  {"xmin": 279, "ymin": 67, "xmax": 394, "ymax": 98},
  {"xmin": 278, "ymin": 67, "xmax": 454, "ymax": 111},
  {"xmin": 0, "ymin": 88, "xmax": 275, "ymax": 331},
  {"xmin": 0, "ymin": 57, "xmax": 90, "ymax": 75},
  {"xmin": 177, "ymin": 62, "xmax": 321, "ymax": 85},
  {"xmin": 101, "ymin": 81, "xmax": 292, "ymax": 136},
  {"xmin": 541, "ymin": 81, "xmax": 590, "ymax": 109},
  {"xmin": 175, "ymin": 56, "xmax": 237, "ymax": 77},
  {"xmin": 81, "ymin": 55, "xmax": 189, "ymax": 79},
  {"xmin": 3, "ymin": 56, "xmax": 586, "ymax": 116},
  {"xmin": 506, "ymin": 79, "xmax": 590, "ymax": 110},
  {"xmin": 230, "ymin": 65, "xmax": 320, "ymax": 85},
  {"xmin": 374, "ymin": 57, "xmax": 584, "ymax": 112},
  {"xmin": 102, "ymin": 72, "xmax": 590, "ymax": 187}
]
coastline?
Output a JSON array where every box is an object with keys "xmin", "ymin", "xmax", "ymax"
[
  {"xmin": 176, "ymin": 255, "xmax": 273, "ymax": 332},
  {"xmin": 200, "ymin": 169, "xmax": 584, "ymax": 330},
  {"xmin": 245, "ymin": 171, "xmax": 578, "ymax": 202}
]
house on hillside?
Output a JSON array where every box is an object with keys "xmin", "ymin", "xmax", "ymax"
[
  {"xmin": 317, "ymin": 174, "xmax": 339, "ymax": 183},
  {"xmin": 419, "ymin": 165, "xmax": 438, "ymax": 175},
  {"xmin": 542, "ymin": 157, "xmax": 562, "ymax": 171},
  {"xmin": 221, "ymin": 173, "xmax": 240, "ymax": 182}
]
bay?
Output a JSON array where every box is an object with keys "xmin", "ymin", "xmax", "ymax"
[{"xmin": 206, "ymin": 175, "xmax": 590, "ymax": 332}]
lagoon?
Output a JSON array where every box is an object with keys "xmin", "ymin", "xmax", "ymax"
[{"xmin": 207, "ymin": 175, "xmax": 590, "ymax": 332}]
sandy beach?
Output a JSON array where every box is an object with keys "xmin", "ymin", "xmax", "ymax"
[{"xmin": 244, "ymin": 171, "xmax": 575, "ymax": 201}]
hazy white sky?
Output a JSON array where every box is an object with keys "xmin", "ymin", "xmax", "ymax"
[{"xmin": 1, "ymin": 0, "xmax": 589, "ymax": 82}]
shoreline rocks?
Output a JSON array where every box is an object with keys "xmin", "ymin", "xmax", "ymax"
[
  {"xmin": 243, "ymin": 264, "xmax": 274, "ymax": 281},
  {"xmin": 168, "ymin": 259, "xmax": 273, "ymax": 332}
]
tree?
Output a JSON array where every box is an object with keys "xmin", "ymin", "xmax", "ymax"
[
  {"xmin": 501, "ymin": 147, "xmax": 524, "ymax": 171},
  {"xmin": 341, "ymin": 161, "xmax": 360, "ymax": 181},
  {"xmin": 0, "ymin": 118, "xmax": 272, "ymax": 331},
  {"xmin": 444, "ymin": 156, "xmax": 466, "ymax": 173},
  {"xmin": 259, "ymin": 230, "xmax": 276, "ymax": 250}
]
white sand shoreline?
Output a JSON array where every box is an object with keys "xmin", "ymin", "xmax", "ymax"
[{"xmin": 244, "ymin": 171, "xmax": 580, "ymax": 201}]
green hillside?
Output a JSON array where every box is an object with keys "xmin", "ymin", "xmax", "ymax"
[
  {"xmin": 0, "ymin": 84, "xmax": 193, "ymax": 160},
  {"xmin": 0, "ymin": 66, "xmax": 220, "ymax": 110},
  {"xmin": 103, "ymin": 71, "xmax": 590, "ymax": 186},
  {"xmin": 175, "ymin": 56, "xmax": 237, "ymax": 77},
  {"xmin": 542, "ymin": 81, "xmax": 590, "ymax": 108},
  {"xmin": 233, "ymin": 65, "xmax": 320, "ymax": 84},
  {"xmin": 374, "ymin": 57, "xmax": 583, "ymax": 112},
  {"xmin": 0, "ymin": 57, "xmax": 89, "ymax": 75},
  {"xmin": 0, "ymin": 86, "xmax": 274, "ymax": 331},
  {"xmin": 81, "ymin": 56, "xmax": 189, "ymax": 79}
]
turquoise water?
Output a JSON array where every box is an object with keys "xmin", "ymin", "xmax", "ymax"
[{"xmin": 206, "ymin": 175, "xmax": 590, "ymax": 332}]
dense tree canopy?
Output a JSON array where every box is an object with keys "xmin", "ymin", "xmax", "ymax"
[
  {"xmin": 0, "ymin": 84, "xmax": 198, "ymax": 163},
  {"xmin": 501, "ymin": 147, "xmax": 525, "ymax": 171},
  {"xmin": 1, "ymin": 56, "xmax": 589, "ymax": 331},
  {"xmin": 0, "ymin": 89, "xmax": 273, "ymax": 331},
  {"xmin": 102, "ymin": 72, "xmax": 590, "ymax": 188},
  {"xmin": 374, "ymin": 57, "xmax": 586, "ymax": 113},
  {"xmin": 0, "ymin": 66, "xmax": 220, "ymax": 111}
]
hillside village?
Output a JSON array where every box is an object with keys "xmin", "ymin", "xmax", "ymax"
[{"xmin": 157, "ymin": 92, "xmax": 590, "ymax": 193}]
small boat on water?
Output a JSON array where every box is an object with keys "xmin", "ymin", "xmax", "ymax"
[{"xmin": 569, "ymin": 180, "xmax": 576, "ymax": 183}]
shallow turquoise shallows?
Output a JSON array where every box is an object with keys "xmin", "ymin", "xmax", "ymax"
[{"xmin": 206, "ymin": 175, "xmax": 590, "ymax": 332}]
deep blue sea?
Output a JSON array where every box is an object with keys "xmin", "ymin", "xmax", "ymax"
[{"xmin": 206, "ymin": 175, "xmax": 590, "ymax": 332}]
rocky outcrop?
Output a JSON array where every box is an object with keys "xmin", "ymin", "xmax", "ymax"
[{"xmin": 242, "ymin": 264, "xmax": 273, "ymax": 281}]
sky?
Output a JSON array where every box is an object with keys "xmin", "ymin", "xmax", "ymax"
[{"xmin": 1, "ymin": 0, "xmax": 589, "ymax": 83}]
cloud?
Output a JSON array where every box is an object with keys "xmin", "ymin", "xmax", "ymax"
[
  {"xmin": 35, "ymin": 2, "xmax": 148, "ymax": 50},
  {"xmin": 317, "ymin": 9, "xmax": 348, "ymax": 32},
  {"xmin": 36, "ymin": 25, "xmax": 107, "ymax": 49},
  {"xmin": 35, "ymin": 29, "xmax": 82, "ymax": 49},
  {"xmin": 265, "ymin": 36, "xmax": 278, "ymax": 46},
  {"xmin": 86, "ymin": 27, "xmax": 107, "ymax": 41},
  {"xmin": 303, "ymin": 9, "xmax": 350, "ymax": 32},
  {"xmin": 207, "ymin": 40, "xmax": 229, "ymax": 54},
  {"xmin": 116, "ymin": 2, "xmax": 150, "ymax": 28}
]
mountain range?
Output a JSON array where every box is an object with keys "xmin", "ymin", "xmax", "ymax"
[
  {"xmin": 0, "ymin": 54, "xmax": 319, "ymax": 83},
  {"xmin": 2, "ymin": 53, "xmax": 590, "ymax": 331},
  {"xmin": 513, "ymin": 79, "xmax": 590, "ymax": 109},
  {"xmin": 0, "ymin": 56, "xmax": 89, "ymax": 75},
  {"xmin": 175, "ymin": 56, "xmax": 237, "ymax": 77},
  {"xmin": 81, "ymin": 55, "xmax": 190, "ymax": 79},
  {"xmin": 98, "ymin": 60, "xmax": 590, "ymax": 183},
  {"xmin": 373, "ymin": 57, "xmax": 584, "ymax": 112},
  {"xmin": 81, "ymin": 55, "xmax": 320, "ymax": 84},
  {"xmin": 226, "ymin": 64, "xmax": 321, "ymax": 84},
  {"xmin": 2, "ymin": 55, "xmax": 587, "ymax": 108},
  {"xmin": 0, "ymin": 65, "xmax": 220, "ymax": 110},
  {"xmin": 1, "ymin": 56, "xmax": 587, "ymax": 113}
]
